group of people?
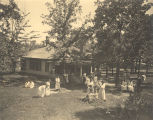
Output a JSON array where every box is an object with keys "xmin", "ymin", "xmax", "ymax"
[
  {"xmin": 25, "ymin": 81, "xmax": 35, "ymax": 88},
  {"xmin": 82, "ymin": 73, "xmax": 106, "ymax": 101},
  {"xmin": 121, "ymin": 80, "xmax": 135, "ymax": 92},
  {"xmin": 24, "ymin": 76, "xmax": 61, "ymax": 97},
  {"xmin": 38, "ymin": 81, "xmax": 51, "ymax": 97},
  {"xmin": 121, "ymin": 71, "xmax": 146, "ymax": 93},
  {"xmin": 38, "ymin": 76, "xmax": 61, "ymax": 97}
]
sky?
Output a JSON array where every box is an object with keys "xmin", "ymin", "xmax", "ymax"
[
  {"xmin": 14, "ymin": 0, "xmax": 97, "ymax": 43},
  {"xmin": 1, "ymin": 0, "xmax": 153, "ymax": 43}
]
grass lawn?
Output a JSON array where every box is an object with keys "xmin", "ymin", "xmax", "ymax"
[{"xmin": 0, "ymin": 73, "xmax": 153, "ymax": 120}]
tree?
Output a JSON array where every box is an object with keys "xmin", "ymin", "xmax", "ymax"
[
  {"xmin": 42, "ymin": 0, "xmax": 83, "ymax": 59},
  {"xmin": 0, "ymin": 0, "xmax": 35, "ymax": 72},
  {"xmin": 142, "ymin": 14, "xmax": 153, "ymax": 73},
  {"xmin": 94, "ymin": 0, "xmax": 152, "ymax": 86}
]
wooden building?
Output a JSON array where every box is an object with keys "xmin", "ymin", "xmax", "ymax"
[{"xmin": 21, "ymin": 47, "xmax": 94, "ymax": 77}]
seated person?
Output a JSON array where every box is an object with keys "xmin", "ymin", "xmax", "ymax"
[
  {"xmin": 128, "ymin": 80, "xmax": 134, "ymax": 92},
  {"xmin": 121, "ymin": 80, "xmax": 128, "ymax": 91}
]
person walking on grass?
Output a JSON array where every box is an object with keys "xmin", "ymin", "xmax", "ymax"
[
  {"xmin": 85, "ymin": 76, "xmax": 91, "ymax": 93},
  {"xmin": 99, "ymin": 80, "xmax": 106, "ymax": 101},
  {"xmin": 55, "ymin": 76, "xmax": 61, "ymax": 92},
  {"xmin": 93, "ymin": 75, "xmax": 98, "ymax": 93}
]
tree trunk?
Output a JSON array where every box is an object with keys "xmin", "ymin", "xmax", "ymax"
[
  {"xmin": 90, "ymin": 65, "xmax": 93, "ymax": 74},
  {"xmin": 80, "ymin": 64, "xmax": 82, "ymax": 77},
  {"xmin": 146, "ymin": 62, "xmax": 149, "ymax": 73},
  {"xmin": 135, "ymin": 60, "xmax": 138, "ymax": 73},
  {"xmin": 106, "ymin": 64, "xmax": 108, "ymax": 78},
  {"xmin": 74, "ymin": 63, "xmax": 76, "ymax": 73},
  {"xmin": 138, "ymin": 59, "xmax": 141, "ymax": 74},
  {"xmin": 11, "ymin": 59, "xmax": 16, "ymax": 73},
  {"xmin": 97, "ymin": 65, "xmax": 100, "ymax": 79},
  {"xmin": 115, "ymin": 61, "xmax": 120, "ymax": 86},
  {"xmin": 112, "ymin": 64, "xmax": 114, "ymax": 75},
  {"xmin": 131, "ymin": 61, "xmax": 134, "ymax": 73}
]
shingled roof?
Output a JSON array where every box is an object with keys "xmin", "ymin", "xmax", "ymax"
[{"xmin": 23, "ymin": 47, "xmax": 55, "ymax": 59}]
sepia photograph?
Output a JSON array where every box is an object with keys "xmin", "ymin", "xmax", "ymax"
[{"xmin": 0, "ymin": 0, "xmax": 153, "ymax": 120}]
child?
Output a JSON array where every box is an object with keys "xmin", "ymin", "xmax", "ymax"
[
  {"xmin": 121, "ymin": 80, "xmax": 128, "ymax": 91},
  {"xmin": 128, "ymin": 80, "xmax": 134, "ymax": 92}
]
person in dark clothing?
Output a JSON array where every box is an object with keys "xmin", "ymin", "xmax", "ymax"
[{"xmin": 136, "ymin": 73, "xmax": 142, "ymax": 92}]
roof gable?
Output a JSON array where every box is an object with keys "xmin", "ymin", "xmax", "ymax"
[{"xmin": 23, "ymin": 47, "xmax": 55, "ymax": 59}]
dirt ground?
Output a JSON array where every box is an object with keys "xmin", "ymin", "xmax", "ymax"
[{"xmin": 0, "ymin": 73, "xmax": 152, "ymax": 120}]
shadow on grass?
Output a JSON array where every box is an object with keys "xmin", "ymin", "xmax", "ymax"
[
  {"xmin": 74, "ymin": 106, "xmax": 153, "ymax": 120},
  {"xmin": 74, "ymin": 107, "xmax": 125, "ymax": 120},
  {"xmin": 32, "ymin": 96, "xmax": 41, "ymax": 98},
  {"xmin": 0, "ymin": 73, "xmax": 52, "ymax": 87},
  {"xmin": 62, "ymin": 84, "xmax": 90, "ymax": 94}
]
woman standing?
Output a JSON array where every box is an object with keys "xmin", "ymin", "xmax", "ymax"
[
  {"xmin": 99, "ymin": 80, "xmax": 106, "ymax": 101},
  {"xmin": 55, "ymin": 76, "xmax": 61, "ymax": 91}
]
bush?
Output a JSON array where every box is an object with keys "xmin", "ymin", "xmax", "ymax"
[{"xmin": 122, "ymin": 92, "xmax": 153, "ymax": 120}]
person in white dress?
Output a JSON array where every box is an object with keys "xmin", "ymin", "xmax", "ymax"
[
  {"xmin": 38, "ymin": 85, "xmax": 46, "ymax": 97},
  {"xmin": 25, "ymin": 81, "xmax": 30, "ymax": 88},
  {"xmin": 121, "ymin": 80, "xmax": 127, "ymax": 91},
  {"xmin": 128, "ymin": 81, "xmax": 134, "ymax": 92},
  {"xmin": 55, "ymin": 76, "xmax": 61, "ymax": 91},
  {"xmin": 45, "ymin": 81, "xmax": 51, "ymax": 96},
  {"xmin": 29, "ymin": 81, "xmax": 35, "ymax": 88},
  {"xmin": 142, "ymin": 74, "xmax": 146, "ymax": 81},
  {"xmin": 99, "ymin": 80, "xmax": 106, "ymax": 101}
]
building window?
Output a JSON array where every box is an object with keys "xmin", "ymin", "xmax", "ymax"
[
  {"xmin": 45, "ymin": 62, "xmax": 49, "ymax": 72},
  {"xmin": 29, "ymin": 59, "xmax": 41, "ymax": 71}
]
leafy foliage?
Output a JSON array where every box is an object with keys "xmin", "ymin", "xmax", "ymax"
[
  {"xmin": 42, "ymin": 0, "xmax": 82, "ymax": 59},
  {"xmin": 94, "ymin": 0, "xmax": 153, "ymax": 84},
  {"xmin": 0, "ymin": 0, "xmax": 34, "ymax": 72},
  {"xmin": 123, "ymin": 92, "xmax": 153, "ymax": 120}
]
